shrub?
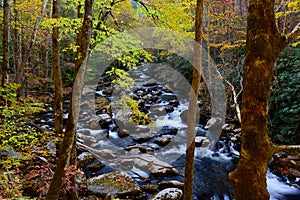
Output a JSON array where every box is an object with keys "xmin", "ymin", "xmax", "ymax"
[{"xmin": 269, "ymin": 44, "xmax": 300, "ymax": 144}]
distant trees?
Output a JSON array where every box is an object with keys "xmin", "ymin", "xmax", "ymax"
[
  {"xmin": 228, "ymin": 0, "xmax": 300, "ymax": 199},
  {"xmin": 1, "ymin": 0, "xmax": 10, "ymax": 87}
]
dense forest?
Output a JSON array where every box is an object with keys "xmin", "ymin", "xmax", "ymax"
[{"xmin": 0, "ymin": 0, "xmax": 300, "ymax": 199}]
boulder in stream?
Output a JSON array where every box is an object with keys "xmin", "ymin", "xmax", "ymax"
[
  {"xmin": 87, "ymin": 171, "xmax": 144, "ymax": 199},
  {"xmin": 152, "ymin": 188, "xmax": 183, "ymax": 200}
]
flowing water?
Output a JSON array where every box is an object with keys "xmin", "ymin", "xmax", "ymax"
[{"xmin": 41, "ymin": 65, "xmax": 300, "ymax": 199}]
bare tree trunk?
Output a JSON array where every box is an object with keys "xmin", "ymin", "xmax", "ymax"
[
  {"xmin": 45, "ymin": 0, "xmax": 94, "ymax": 199},
  {"xmin": 15, "ymin": 0, "xmax": 48, "ymax": 96},
  {"xmin": 12, "ymin": 0, "xmax": 21, "ymax": 81},
  {"xmin": 52, "ymin": 0, "xmax": 63, "ymax": 157},
  {"xmin": 2, "ymin": 0, "xmax": 10, "ymax": 87},
  {"xmin": 183, "ymin": 0, "xmax": 203, "ymax": 199},
  {"xmin": 228, "ymin": 0, "xmax": 300, "ymax": 199}
]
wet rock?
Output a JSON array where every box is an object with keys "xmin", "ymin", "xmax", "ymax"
[
  {"xmin": 150, "ymin": 95, "xmax": 159, "ymax": 103},
  {"xmin": 143, "ymin": 82, "xmax": 159, "ymax": 87},
  {"xmin": 150, "ymin": 105, "xmax": 166, "ymax": 116},
  {"xmin": 140, "ymin": 184, "xmax": 159, "ymax": 193},
  {"xmin": 102, "ymin": 88, "xmax": 113, "ymax": 96},
  {"xmin": 164, "ymin": 105, "xmax": 174, "ymax": 113},
  {"xmin": 155, "ymin": 136, "xmax": 174, "ymax": 146},
  {"xmin": 87, "ymin": 171, "xmax": 143, "ymax": 199},
  {"xmin": 133, "ymin": 154, "xmax": 179, "ymax": 176},
  {"xmin": 95, "ymin": 97, "xmax": 109, "ymax": 110},
  {"xmin": 87, "ymin": 161, "xmax": 104, "ymax": 171},
  {"xmin": 136, "ymin": 90, "xmax": 145, "ymax": 97},
  {"xmin": 158, "ymin": 126, "xmax": 178, "ymax": 136},
  {"xmin": 118, "ymin": 129, "xmax": 130, "ymax": 137},
  {"xmin": 97, "ymin": 81, "xmax": 111, "ymax": 89},
  {"xmin": 195, "ymin": 136, "xmax": 210, "ymax": 148},
  {"xmin": 204, "ymin": 117, "xmax": 223, "ymax": 129},
  {"xmin": 158, "ymin": 181, "xmax": 184, "ymax": 190},
  {"xmin": 77, "ymin": 152, "xmax": 95, "ymax": 167},
  {"xmin": 77, "ymin": 134, "xmax": 97, "ymax": 146},
  {"xmin": 129, "ymin": 148, "xmax": 141, "ymax": 154},
  {"xmin": 233, "ymin": 128, "xmax": 241, "ymax": 133},
  {"xmin": 270, "ymin": 152, "xmax": 300, "ymax": 179},
  {"xmin": 152, "ymin": 188, "xmax": 183, "ymax": 200},
  {"xmin": 98, "ymin": 114, "xmax": 112, "ymax": 129},
  {"xmin": 222, "ymin": 123, "xmax": 235, "ymax": 131},
  {"xmin": 114, "ymin": 111, "xmax": 134, "ymax": 128},
  {"xmin": 180, "ymin": 109, "xmax": 200, "ymax": 124},
  {"xmin": 161, "ymin": 93, "xmax": 178, "ymax": 102},
  {"xmin": 168, "ymin": 99, "xmax": 179, "ymax": 107},
  {"xmin": 132, "ymin": 132, "xmax": 154, "ymax": 143}
]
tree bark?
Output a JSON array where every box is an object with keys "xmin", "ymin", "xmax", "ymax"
[
  {"xmin": 183, "ymin": 0, "xmax": 203, "ymax": 199},
  {"xmin": 228, "ymin": 0, "xmax": 300, "ymax": 199},
  {"xmin": 12, "ymin": 0, "xmax": 22, "ymax": 85},
  {"xmin": 2, "ymin": 0, "xmax": 10, "ymax": 87},
  {"xmin": 45, "ymin": 0, "xmax": 94, "ymax": 199},
  {"xmin": 52, "ymin": 0, "xmax": 63, "ymax": 157}
]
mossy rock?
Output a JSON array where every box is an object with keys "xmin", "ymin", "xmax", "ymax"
[{"xmin": 87, "ymin": 171, "xmax": 143, "ymax": 199}]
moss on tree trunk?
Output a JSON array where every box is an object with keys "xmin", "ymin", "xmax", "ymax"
[{"xmin": 228, "ymin": 0, "xmax": 295, "ymax": 199}]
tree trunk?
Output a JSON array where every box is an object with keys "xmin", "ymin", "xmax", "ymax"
[
  {"xmin": 52, "ymin": 0, "xmax": 63, "ymax": 157},
  {"xmin": 183, "ymin": 0, "xmax": 203, "ymax": 199},
  {"xmin": 12, "ymin": 0, "xmax": 21, "ymax": 83},
  {"xmin": 228, "ymin": 0, "xmax": 299, "ymax": 199},
  {"xmin": 2, "ymin": 0, "xmax": 10, "ymax": 87},
  {"xmin": 45, "ymin": 0, "xmax": 94, "ymax": 199}
]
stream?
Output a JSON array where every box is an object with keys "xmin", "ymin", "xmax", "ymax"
[{"xmin": 39, "ymin": 65, "xmax": 300, "ymax": 199}]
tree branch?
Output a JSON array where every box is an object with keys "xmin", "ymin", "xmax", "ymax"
[
  {"xmin": 286, "ymin": 21, "xmax": 300, "ymax": 43},
  {"xmin": 275, "ymin": 144, "xmax": 300, "ymax": 153},
  {"xmin": 133, "ymin": 0, "xmax": 157, "ymax": 22}
]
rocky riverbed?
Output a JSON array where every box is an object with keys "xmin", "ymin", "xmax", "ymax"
[
  {"xmin": 32, "ymin": 65, "xmax": 300, "ymax": 199},
  {"xmin": 72, "ymin": 66, "xmax": 300, "ymax": 200}
]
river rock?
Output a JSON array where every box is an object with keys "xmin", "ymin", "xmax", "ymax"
[
  {"xmin": 155, "ymin": 136, "xmax": 174, "ymax": 146},
  {"xmin": 158, "ymin": 126, "xmax": 178, "ymax": 136},
  {"xmin": 150, "ymin": 105, "xmax": 167, "ymax": 116},
  {"xmin": 204, "ymin": 117, "xmax": 223, "ymax": 129},
  {"xmin": 132, "ymin": 132, "xmax": 154, "ymax": 143},
  {"xmin": 180, "ymin": 109, "xmax": 200, "ymax": 124},
  {"xmin": 158, "ymin": 180, "xmax": 184, "ymax": 190},
  {"xmin": 77, "ymin": 152, "xmax": 95, "ymax": 167},
  {"xmin": 98, "ymin": 113, "xmax": 112, "ymax": 129},
  {"xmin": 102, "ymin": 88, "xmax": 113, "ymax": 96},
  {"xmin": 87, "ymin": 171, "xmax": 143, "ymax": 199},
  {"xmin": 86, "ymin": 161, "xmax": 105, "ymax": 171},
  {"xmin": 152, "ymin": 188, "xmax": 183, "ymax": 200},
  {"xmin": 269, "ymin": 152, "xmax": 300, "ymax": 179},
  {"xmin": 118, "ymin": 129, "xmax": 130, "ymax": 137},
  {"xmin": 77, "ymin": 134, "xmax": 97, "ymax": 145},
  {"xmin": 195, "ymin": 136, "xmax": 210, "ymax": 148},
  {"xmin": 140, "ymin": 184, "xmax": 159, "ymax": 193},
  {"xmin": 161, "ymin": 93, "xmax": 178, "ymax": 102},
  {"xmin": 168, "ymin": 99, "xmax": 179, "ymax": 107},
  {"xmin": 114, "ymin": 110, "xmax": 138, "ymax": 131},
  {"xmin": 133, "ymin": 154, "xmax": 179, "ymax": 176},
  {"xmin": 164, "ymin": 105, "xmax": 175, "ymax": 113}
]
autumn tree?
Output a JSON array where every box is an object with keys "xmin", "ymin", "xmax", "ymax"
[
  {"xmin": 183, "ymin": 0, "xmax": 203, "ymax": 199},
  {"xmin": 15, "ymin": 0, "xmax": 49, "ymax": 96},
  {"xmin": 52, "ymin": 0, "xmax": 63, "ymax": 156},
  {"xmin": 228, "ymin": 0, "xmax": 300, "ymax": 199},
  {"xmin": 45, "ymin": 0, "xmax": 94, "ymax": 199}
]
